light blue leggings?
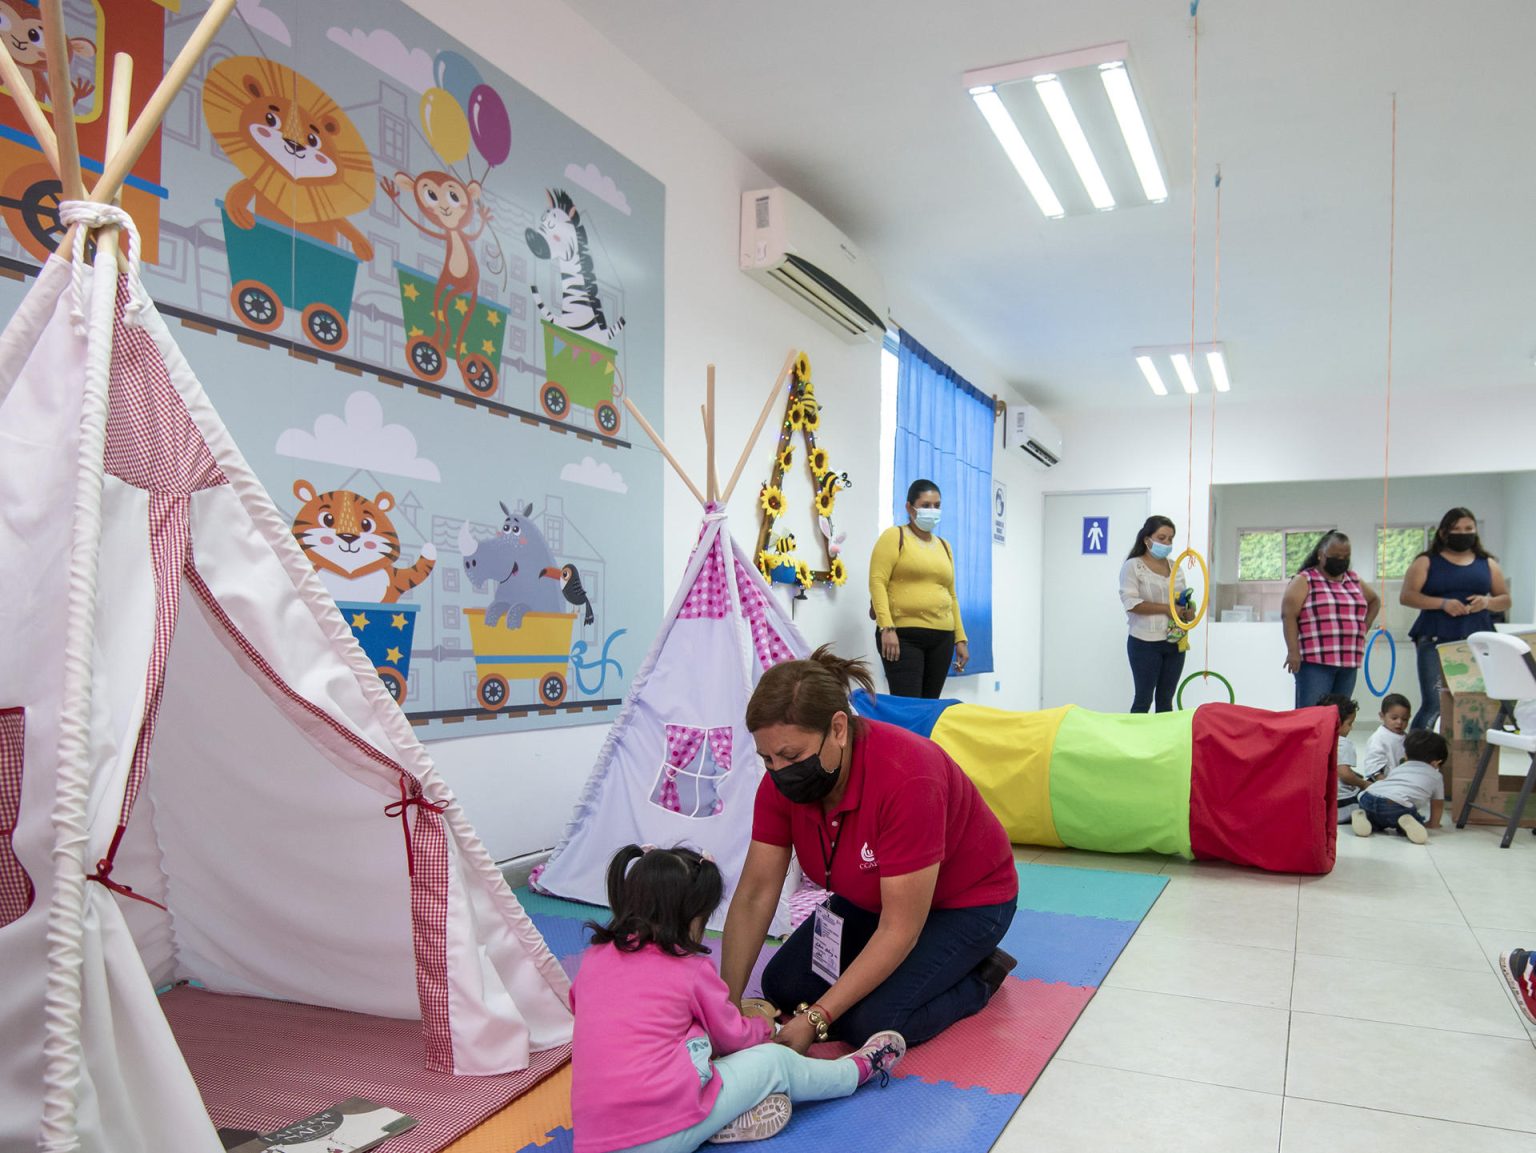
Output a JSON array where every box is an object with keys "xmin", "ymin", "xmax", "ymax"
[{"xmin": 620, "ymin": 1043, "xmax": 860, "ymax": 1153}]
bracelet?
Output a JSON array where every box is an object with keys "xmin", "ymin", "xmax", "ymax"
[{"xmin": 794, "ymin": 1002, "xmax": 832, "ymax": 1042}]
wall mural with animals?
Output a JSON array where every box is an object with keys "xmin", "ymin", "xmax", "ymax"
[{"xmin": 0, "ymin": 0, "xmax": 664, "ymax": 738}]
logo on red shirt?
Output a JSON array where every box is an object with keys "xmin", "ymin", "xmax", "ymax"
[{"xmin": 859, "ymin": 841, "xmax": 877, "ymax": 870}]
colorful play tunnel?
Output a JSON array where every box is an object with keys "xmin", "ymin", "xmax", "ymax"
[{"xmin": 851, "ymin": 692, "xmax": 1338, "ymax": 875}]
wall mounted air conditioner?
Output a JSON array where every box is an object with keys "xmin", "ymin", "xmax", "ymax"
[
  {"xmin": 740, "ymin": 187, "xmax": 887, "ymax": 343},
  {"xmin": 1007, "ymin": 404, "xmax": 1063, "ymax": 468}
]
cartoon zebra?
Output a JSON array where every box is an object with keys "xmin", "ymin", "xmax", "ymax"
[{"xmin": 524, "ymin": 189, "xmax": 625, "ymax": 346}]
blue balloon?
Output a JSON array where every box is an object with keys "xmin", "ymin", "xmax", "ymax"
[{"xmin": 433, "ymin": 51, "xmax": 483, "ymax": 113}]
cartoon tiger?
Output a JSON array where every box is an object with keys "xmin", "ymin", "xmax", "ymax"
[{"xmin": 291, "ymin": 480, "xmax": 435, "ymax": 604}]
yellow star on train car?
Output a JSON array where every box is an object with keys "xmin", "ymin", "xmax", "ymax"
[
  {"xmin": 485, "ymin": 310, "xmax": 501, "ymax": 328},
  {"xmin": 350, "ymin": 612, "xmax": 369, "ymax": 630},
  {"xmin": 458, "ymin": 342, "xmax": 468, "ymax": 356},
  {"xmin": 391, "ymin": 613, "xmax": 408, "ymax": 630},
  {"xmin": 454, "ymin": 297, "xmax": 470, "ymax": 315},
  {"xmin": 481, "ymin": 339, "xmax": 495, "ymax": 355},
  {"xmin": 402, "ymin": 282, "xmax": 420, "ymax": 301},
  {"xmin": 408, "ymin": 325, "xmax": 425, "ymax": 339},
  {"xmin": 385, "ymin": 646, "xmax": 404, "ymax": 664}
]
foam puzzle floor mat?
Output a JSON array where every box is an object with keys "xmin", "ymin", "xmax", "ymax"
[{"xmin": 448, "ymin": 864, "xmax": 1166, "ymax": 1153}]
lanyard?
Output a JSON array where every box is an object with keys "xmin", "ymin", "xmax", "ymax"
[{"xmin": 817, "ymin": 813, "xmax": 844, "ymax": 889}]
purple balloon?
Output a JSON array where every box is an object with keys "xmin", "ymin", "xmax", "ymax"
[{"xmin": 468, "ymin": 84, "xmax": 511, "ymax": 169}]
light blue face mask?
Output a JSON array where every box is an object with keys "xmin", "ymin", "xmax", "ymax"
[
  {"xmin": 1148, "ymin": 541, "xmax": 1173, "ymax": 559},
  {"xmin": 912, "ymin": 508, "xmax": 941, "ymax": 532}
]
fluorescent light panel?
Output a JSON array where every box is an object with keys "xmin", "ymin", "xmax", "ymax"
[
  {"xmin": 1170, "ymin": 353, "xmax": 1199, "ymax": 394},
  {"xmin": 1206, "ymin": 349, "xmax": 1231, "ymax": 392},
  {"xmin": 969, "ymin": 87, "xmax": 1064, "ymax": 218},
  {"xmin": 1099, "ymin": 62, "xmax": 1167, "ymax": 202},
  {"xmin": 1135, "ymin": 355, "xmax": 1168, "ymax": 396},
  {"xmin": 1033, "ymin": 74, "xmax": 1114, "ymax": 210}
]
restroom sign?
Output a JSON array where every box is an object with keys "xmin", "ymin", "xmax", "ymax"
[{"xmin": 1082, "ymin": 517, "xmax": 1108, "ymax": 555}]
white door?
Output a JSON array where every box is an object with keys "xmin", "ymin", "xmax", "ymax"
[{"xmin": 1041, "ymin": 489, "xmax": 1150, "ymax": 711}]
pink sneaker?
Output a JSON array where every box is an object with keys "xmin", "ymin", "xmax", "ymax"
[
  {"xmin": 849, "ymin": 1030, "xmax": 907, "ymax": 1087},
  {"xmin": 1500, "ymin": 949, "xmax": 1536, "ymax": 1027}
]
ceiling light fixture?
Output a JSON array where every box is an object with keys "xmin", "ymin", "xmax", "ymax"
[
  {"xmin": 1135, "ymin": 355, "xmax": 1168, "ymax": 396},
  {"xmin": 1169, "ymin": 352, "xmax": 1199, "ymax": 394},
  {"xmin": 1033, "ymin": 74, "xmax": 1114, "ymax": 210},
  {"xmin": 1099, "ymin": 62, "xmax": 1167, "ymax": 202},
  {"xmin": 1205, "ymin": 348, "xmax": 1231, "ymax": 392},
  {"xmin": 969, "ymin": 86, "xmax": 1065, "ymax": 218}
]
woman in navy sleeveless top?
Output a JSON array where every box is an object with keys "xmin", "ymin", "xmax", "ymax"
[{"xmin": 1400, "ymin": 508, "xmax": 1512, "ymax": 731}]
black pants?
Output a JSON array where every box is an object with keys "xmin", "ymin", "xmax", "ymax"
[
  {"xmin": 1127, "ymin": 635, "xmax": 1185, "ymax": 713},
  {"xmin": 878, "ymin": 627, "xmax": 955, "ymax": 699},
  {"xmin": 761, "ymin": 895, "xmax": 1016, "ymax": 1046}
]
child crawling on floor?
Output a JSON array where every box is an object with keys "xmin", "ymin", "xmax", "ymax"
[
  {"xmin": 569, "ymin": 844, "xmax": 905, "ymax": 1152},
  {"xmin": 1351, "ymin": 731, "xmax": 1448, "ymax": 844}
]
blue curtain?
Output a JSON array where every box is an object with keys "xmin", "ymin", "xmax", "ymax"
[{"xmin": 893, "ymin": 330, "xmax": 994, "ymax": 676}]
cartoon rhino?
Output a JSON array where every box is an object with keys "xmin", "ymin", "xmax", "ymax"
[{"xmin": 459, "ymin": 501, "xmax": 566, "ymax": 628}]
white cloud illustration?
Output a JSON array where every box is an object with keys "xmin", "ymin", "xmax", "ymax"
[
  {"xmin": 560, "ymin": 456, "xmax": 628, "ymax": 494},
  {"xmin": 563, "ymin": 162, "xmax": 632, "ymax": 216},
  {"xmin": 275, "ymin": 391, "xmax": 441, "ymax": 481},
  {"xmin": 325, "ymin": 26, "xmax": 435, "ymax": 94},
  {"xmin": 236, "ymin": 0, "xmax": 291, "ymax": 47}
]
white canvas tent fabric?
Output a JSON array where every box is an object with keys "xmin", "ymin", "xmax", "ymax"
[
  {"xmin": 0, "ymin": 246, "xmax": 573, "ymax": 1153},
  {"xmin": 537, "ymin": 510, "xmax": 809, "ymax": 935}
]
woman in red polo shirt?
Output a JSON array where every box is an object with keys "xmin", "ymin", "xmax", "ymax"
[{"xmin": 720, "ymin": 647, "xmax": 1019, "ymax": 1052}]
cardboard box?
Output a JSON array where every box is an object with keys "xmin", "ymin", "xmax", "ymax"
[{"xmin": 1437, "ymin": 634, "xmax": 1536, "ymax": 828}]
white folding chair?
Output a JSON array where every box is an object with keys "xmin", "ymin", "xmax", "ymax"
[{"xmin": 1457, "ymin": 631, "xmax": 1536, "ymax": 848}]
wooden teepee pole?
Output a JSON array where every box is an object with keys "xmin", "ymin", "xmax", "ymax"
[
  {"xmin": 96, "ymin": 53, "xmax": 133, "ymax": 270},
  {"xmin": 705, "ymin": 364, "xmax": 718, "ymax": 501},
  {"xmin": 0, "ymin": 47, "xmax": 60, "ymax": 175},
  {"xmin": 39, "ymin": 0, "xmax": 84, "ymax": 201},
  {"xmin": 623, "ymin": 394, "xmax": 707, "ymax": 506},
  {"xmin": 722, "ymin": 348, "xmax": 796, "ymax": 504}
]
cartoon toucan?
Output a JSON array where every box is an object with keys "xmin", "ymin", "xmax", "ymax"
[{"xmin": 561, "ymin": 564, "xmax": 596, "ymax": 625}]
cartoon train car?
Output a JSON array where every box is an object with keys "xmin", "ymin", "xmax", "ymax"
[
  {"xmin": 218, "ymin": 201, "xmax": 359, "ymax": 350},
  {"xmin": 0, "ymin": 0, "xmax": 171, "ymax": 264},
  {"xmin": 337, "ymin": 600, "xmax": 420, "ymax": 703},
  {"xmin": 395, "ymin": 262, "xmax": 508, "ymax": 397},
  {"xmin": 537, "ymin": 320, "xmax": 622, "ymax": 434},
  {"xmin": 462, "ymin": 607, "xmax": 577, "ymax": 712}
]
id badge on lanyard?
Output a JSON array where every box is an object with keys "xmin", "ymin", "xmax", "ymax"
[{"xmin": 812, "ymin": 817, "xmax": 845, "ymax": 983}]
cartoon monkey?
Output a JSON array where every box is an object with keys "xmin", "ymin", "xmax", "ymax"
[
  {"xmin": 383, "ymin": 170, "xmax": 490, "ymax": 361},
  {"xmin": 0, "ymin": 1, "xmax": 94, "ymax": 108}
]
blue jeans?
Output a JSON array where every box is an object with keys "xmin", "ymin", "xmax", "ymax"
[
  {"xmin": 1127, "ymin": 636, "xmax": 1186, "ymax": 713},
  {"xmin": 1411, "ymin": 636, "xmax": 1443, "ymax": 731},
  {"xmin": 762, "ymin": 896, "xmax": 1015, "ymax": 1047},
  {"xmin": 620, "ymin": 1043, "xmax": 859, "ymax": 1153},
  {"xmin": 1294, "ymin": 662, "xmax": 1358, "ymax": 709},
  {"xmin": 1358, "ymin": 790, "xmax": 1426, "ymax": 831}
]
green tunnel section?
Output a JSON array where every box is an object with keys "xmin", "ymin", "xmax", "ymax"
[{"xmin": 1048, "ymin": 707, "xmax": 1194, "ymax": 859}]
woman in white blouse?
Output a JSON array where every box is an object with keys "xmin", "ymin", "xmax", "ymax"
[{"xmin": 1118, "ymin": 516, "xmax": 1188, "ymax": 713}]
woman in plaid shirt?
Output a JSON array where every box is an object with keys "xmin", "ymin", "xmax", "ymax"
[{"xmin": 1281, "ymin": 530, "xmax": 1382, "ymax": 708}]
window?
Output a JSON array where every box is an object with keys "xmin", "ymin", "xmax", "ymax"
[
  {"xmin": 1237, "ymin": 528, "xmax": 1329, "ymax": 581},
  {"xmin": 1377, "ymin": 525, "xmax": 1433, "ymax": 581}
]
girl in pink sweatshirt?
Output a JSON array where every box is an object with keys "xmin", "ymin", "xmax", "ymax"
[{"xmin": 571, "ymin": 845, "xmax": 905, "ymax": 1152}]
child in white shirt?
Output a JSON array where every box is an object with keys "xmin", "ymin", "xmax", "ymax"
[
  {"xmin": 1359, "ymin": 693, "xmax": 1410, "ymax": 784},
  {"xmin": 1351, "ymin": 730, "xmax": 1447, "ymax": 844},
  {"xmin": 1317, "ymin": 694, "xmax": 1366, "ymax": 823}
]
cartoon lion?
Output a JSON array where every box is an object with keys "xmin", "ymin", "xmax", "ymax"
[
  {"xmin": 202, "ymin": 57, "xmax": 375, "ymax": 259},
  {"xmin": 291, "ymin": 481, "xmax": 435, "ymax": 604}
]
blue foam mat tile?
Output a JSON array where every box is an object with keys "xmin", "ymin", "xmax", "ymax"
[
  {"xmin": 529, "ymin": 913, "xmax": 594, "ymax": 964},
  {"xmin": 1015, "ymin": 862, "xmax": 1168, "ymax": 922},
  {"xmin": 515, "ymin": 886, "xmax": 612, "ymax": 922},
  {"xmin": 999, "ymin": 908, "xmax": 1139, "ymax": 987},
  {"xmin": 770, "ymin": 1075, "xmax": 1021, "ymax": 1153},
  {"xmin": 514, "ymin": 1126, "xmax": 573, "ymax": 1153}
]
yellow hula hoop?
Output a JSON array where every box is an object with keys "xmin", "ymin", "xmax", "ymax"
[{"xmin": 1168, "ymin": 548, "xmax": 1209, "ymax": 631}]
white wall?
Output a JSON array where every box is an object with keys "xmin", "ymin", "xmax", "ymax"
[
  {"xmin": 402, "ymin": 0, "xmax": 1022, "ymax": 859},
  {"xmin": 1501, "ymin": 470, "xmax": 1536, "ymax": 625}
]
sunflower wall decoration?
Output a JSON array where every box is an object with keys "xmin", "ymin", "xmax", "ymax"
[{"xmin": 755, "ymin": 353, "xmax": 851, "ymax": 590}]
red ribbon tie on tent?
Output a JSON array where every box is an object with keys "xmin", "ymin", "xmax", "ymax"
[
  {"xmin": 386, "ymin": 777, "xmax": 447, "ymax": 876},
  {"xmin": 86, "ymin": 825, "xmax": 168, "ymax": 911}
]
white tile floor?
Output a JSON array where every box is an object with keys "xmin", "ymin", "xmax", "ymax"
[{"xmin": 994, "ymin": 823, "xmax": 1536, "ymax": 1152}]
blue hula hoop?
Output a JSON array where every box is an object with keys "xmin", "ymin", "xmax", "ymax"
[{"xmin": 1363, "ymin": 628, "xmax": 1396, "ymax": 697}]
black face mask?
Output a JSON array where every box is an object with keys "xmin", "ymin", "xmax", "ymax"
[
  {"xmin": 1323, "ymin": 556, "xmax": 1350, "ymax": 577},
  {"xmin": 769, "ymin": 731, "xmax": 840, "ymax": 805},
  {"xmin": 1445, "ymin": 532, "xmax": 1477, "ymax": 553}
]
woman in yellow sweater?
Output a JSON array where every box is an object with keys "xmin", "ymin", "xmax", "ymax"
[{"xmin": 868, "ymin": 480, "xmax": 968, "ymax": 698}]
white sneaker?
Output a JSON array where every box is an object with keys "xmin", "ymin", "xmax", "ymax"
[
  {"xmin": 707, "ymin": 1093, "xmax": 791, "ymax": 1144},
  {"xmin": 1397, "ymin": 814, "xmax": 1429, "ymax": 844},
  {"xmin": 1351, "ymin": 809, "xmax": 1373, "ymax": 838}
]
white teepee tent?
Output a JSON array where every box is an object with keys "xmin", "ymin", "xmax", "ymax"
[
  {"xmin": 0, "ymin": 14, "xmax": 571, "ymax": 1151},
  {"xmin": 536, "ymin": 359, "xmax": 809, "ymax": 935}
]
